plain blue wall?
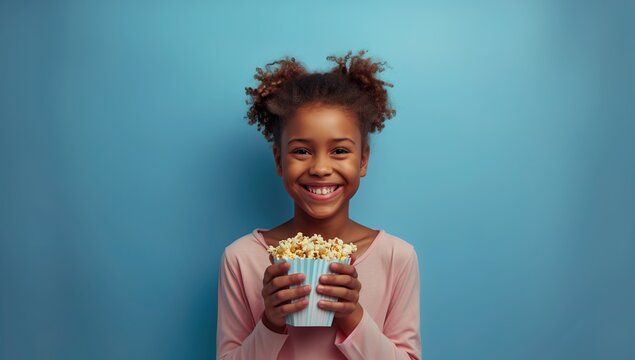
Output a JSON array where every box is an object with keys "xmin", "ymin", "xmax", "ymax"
[{"xmin": 1, "ymin": 0, "xmax": 634, "ymax": 359}]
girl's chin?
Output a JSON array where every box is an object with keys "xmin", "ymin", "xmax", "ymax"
[{"xmin": 304, "ymin": 203, "xmax": 347, "ymax": 219}]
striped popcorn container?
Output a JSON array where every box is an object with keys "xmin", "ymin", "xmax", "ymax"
[{"xmin": 274, "ymin": 257, "xmax": 351, "ymax": 327}]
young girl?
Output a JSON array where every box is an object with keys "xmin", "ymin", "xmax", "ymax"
[{"xmin": 216, "ymin": 50, "xmax": 421, "ymax": 360}]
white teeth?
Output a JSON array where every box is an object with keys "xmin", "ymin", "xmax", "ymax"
[{"xmin": 306, "ymin": 186, "xmax": 337, "ymax": 195}]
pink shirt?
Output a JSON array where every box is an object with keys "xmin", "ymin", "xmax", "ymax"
[{"xmin": 216, "ymin": 228, "xmax": 422, "ymax": 359}]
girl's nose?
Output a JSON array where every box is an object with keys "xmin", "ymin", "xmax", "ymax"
[{"xmin": 309, "ymin": 154, "xmax": 332, "ymax": 176}]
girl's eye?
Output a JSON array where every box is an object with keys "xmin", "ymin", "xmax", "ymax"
[
  {"xmin": 333, "ymin": 148, "xmax": 350, "ymax": 155},
  {"xmin": 292, "ymin": 148, "xmax": 310, "ymax": 155}
]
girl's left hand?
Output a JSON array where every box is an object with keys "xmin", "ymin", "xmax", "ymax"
[{"xmin": 316, "ymin": 258, "xmax": 363, "ymax": 334}]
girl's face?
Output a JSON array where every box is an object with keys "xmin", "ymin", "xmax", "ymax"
[{"xmin": 273, "ymin": 105, "xmax": 370, "ymax": 220}]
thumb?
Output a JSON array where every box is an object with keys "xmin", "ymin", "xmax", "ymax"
[
  {"xmin": 350, "ymin": 254, "xmax": 357, "ymax": 266},
  {"xmin": 269, "ymin": 254, "xmax": 274, "ymax": 265}
]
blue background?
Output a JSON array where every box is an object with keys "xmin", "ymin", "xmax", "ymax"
[{"xmin": 1, "ymin": 0, "xmax": 633, "ymax": 359}]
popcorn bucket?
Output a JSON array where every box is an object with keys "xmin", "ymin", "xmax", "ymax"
[{"xmin": 274, "ymin": 257, "xmax": 351, "ymax": 327}]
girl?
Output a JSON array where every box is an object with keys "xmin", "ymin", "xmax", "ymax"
[{"xmin": 216, "ymin": 50, "xmax": 421, "ymax": 360}]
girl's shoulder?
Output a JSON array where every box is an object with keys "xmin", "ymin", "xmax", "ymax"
[
  {"xmin": 368, "ymin": 230, "xmax": 418, "ymax": 264},
  {"xmin": 221, "ymin": 228, "xmax": 269, "ymax": 262}
]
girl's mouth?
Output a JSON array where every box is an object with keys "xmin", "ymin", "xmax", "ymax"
[{"xmin": 301, "ymin": 185, "xmax": 343, "ymax": 201}]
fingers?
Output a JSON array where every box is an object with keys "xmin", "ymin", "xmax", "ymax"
[
  {"xmin": 262, "ymin": 272, "xmax": 306, "ymax": 296},
  {"xmin": 275, "ymin": 297, "xmax": 309, "ymax": 317},
  {"xmin": 317, "ymin": 262, "xmax": 362, "ymax": 309},
  {"xmin": 269, "ymin": 285, "xmax": 312, "ymax": 307},
  {"xmin": 329, "ymin": 262, "xmax": 358, "ymax": 278},
  {"xmin": 262, "ymin": 261, "xmax": 290, "ymax": 285},
  {"xmin": 263, "ymin": 291, "xmax": 310, "ymax": 329},
  {"xmin": 319, "ymin": 273, "xmax": 361, "ymax": 290},
  {"xmin": 316, "ymin": 284, "xmax": 359, "ymax": 302},
  {"xmin": 317, "ymin": 299, "xmax": 357, "ymax": 314},
  {"xmin": 262, "ymin": 260, "xmax": 362, "ymax": 322}
]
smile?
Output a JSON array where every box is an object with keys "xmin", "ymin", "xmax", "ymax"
[{"xmin": 301, "ymin": 185, "xmax": 343, "ymax": 201}]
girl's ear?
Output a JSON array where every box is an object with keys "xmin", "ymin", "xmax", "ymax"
[
  {"xmin": 272, "ymin": 143, "xmax": 283, "ymax": 176},
  {"xmin": 360, "ymin": 143, "xmax": 370, "ymax": 177}
]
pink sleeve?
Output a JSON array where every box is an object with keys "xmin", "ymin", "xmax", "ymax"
[
  {"xmin": 216, "ymin": 250, "xmax": 288, "ymax": 359},
  {"xmin": 334, "ymin": 247, "xmax": 422, "ymax": 360}
]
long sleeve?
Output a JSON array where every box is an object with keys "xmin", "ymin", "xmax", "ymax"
[
  {"xmin": 334, "ymin": 247, "xmax": 421, "ymax": 360},
  {"xmin": 216, "ymin": 249, "xmax": 289, "ymax": 359}
]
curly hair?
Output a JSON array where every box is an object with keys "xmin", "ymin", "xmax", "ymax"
[{"xmin": 244, "ymin": 50, "xmax": 396, "ymax": 147}]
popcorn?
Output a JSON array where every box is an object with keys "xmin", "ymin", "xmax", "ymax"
[{"xmin": 267, "ymin": 232, "xmax": 357, "ymax": 260}]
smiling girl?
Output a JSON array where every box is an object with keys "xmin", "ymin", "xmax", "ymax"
[{"xmin": 216, "ymin": 51, "xmax": 421, "ymax": 359}]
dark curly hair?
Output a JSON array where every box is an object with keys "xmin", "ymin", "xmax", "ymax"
[{"xmin": 244, "ymin": 50, "xmax": 396, "ymax": 148}]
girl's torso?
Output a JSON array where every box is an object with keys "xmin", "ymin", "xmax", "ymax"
[{"xmin": 248, "ymin": 228, "xmax": 393, "ymax": 359}]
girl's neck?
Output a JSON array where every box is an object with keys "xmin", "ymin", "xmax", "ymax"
[{"xmin": 287, "ymin": 203, "xmax": 353, "ymax": 240}]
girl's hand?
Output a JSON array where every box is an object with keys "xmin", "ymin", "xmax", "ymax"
[
  {"xmin": 261, "ymin": 255, "xmax": 311, "ymax": 333},
  {"xmin": 316, "ymin": 258, "xmax": 363, "ymax": 336}
]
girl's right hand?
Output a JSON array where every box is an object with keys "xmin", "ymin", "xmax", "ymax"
[{"xmin": 261, "ymin": 256, "xmax": 311, "ymax": 333}]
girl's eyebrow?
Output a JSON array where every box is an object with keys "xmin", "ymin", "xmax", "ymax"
[{"xmin": 288, "ymin": 138, "xmax": 356, "ymax": 145}]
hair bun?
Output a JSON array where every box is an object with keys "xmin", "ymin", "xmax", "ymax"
[
  {"xmin": 245, "ymin": 57, "xmax": 308, "ymax": 141},
  {"xmin": 327, "ymin": 50, "xmax": 396, "ymax": 133}
]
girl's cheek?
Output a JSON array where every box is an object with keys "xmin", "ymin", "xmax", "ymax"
[
  {"xmin": 284, "ymin": 162, "xmax": 305, "ymax": 176},
  {"xmin": 340, "ymin": 162, "xmax": 362, "ymax": 175}
]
